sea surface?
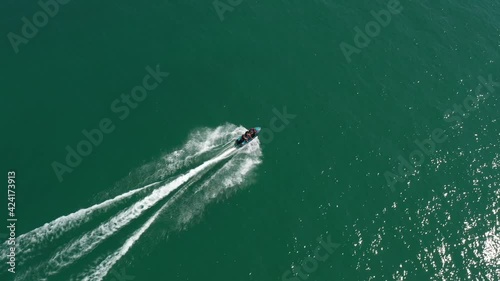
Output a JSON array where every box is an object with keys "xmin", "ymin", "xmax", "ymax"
[{"xmin": 1, "ymin": 0, "xmax": 499, "ymax": 280}]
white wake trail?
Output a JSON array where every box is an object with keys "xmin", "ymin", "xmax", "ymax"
[
  {"xmin": 43, "ymin": 148, "xmax": 236, "ymax": 277},
  {"xmin": 79, "ymin": 144, "xmax": 262, "ymax": 281},
  {"xmin": 139, "ymin": 124, "xmax": 242, "ymax": 184},
  {"xmin": 78, "ymin": 199, "xmax": 171, "ymax": 281},
  {"xmin": 1, "ymin": 181, "xmax": 158, "ymax": 260},
  {"xmin": 177, "ymin": 141, "xmax": 262, "ymax": 227}
]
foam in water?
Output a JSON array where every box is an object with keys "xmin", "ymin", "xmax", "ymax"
[
  {"xmin": 0, "ymin": 181, "xmax": 158, "ymax": 264},
  {"xmin": 138, "ymin": 124, "xmax": 242, "ymax": 184},
  {"xmin": 78, "ymin": 144, "xmax": 262, "ymax": 281},
  {"xmin": 10, "ymin": 124, "xmax": 258, "ymax": 280},
  {"xmin": 77, "ymin": 196, "xmax": 173, "ymax": 281},
  {"xmin": 4, "ymin": 125, "xmax": 241, "ymax": 264},
  {"xmin": 177, "ymin": 140, "xmax": 262, "ymax": 228},
  {"xmin": 39, "ymin": 148, "xmax": 236, "ymax": 277}
]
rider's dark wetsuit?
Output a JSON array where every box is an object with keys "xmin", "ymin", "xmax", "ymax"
[{"xmin": 238, "ymin": 128, "xmax": 256, "ymax": 145}]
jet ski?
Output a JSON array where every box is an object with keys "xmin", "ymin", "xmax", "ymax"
[{"xmin": 235, "ymin": 127, "xmax": 261, "ymax": 148}]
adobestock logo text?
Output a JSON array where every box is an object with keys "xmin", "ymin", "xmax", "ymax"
[
  {"xmin": 51, "ymin": 65, "xmax": 169, "ymax": 182},
  {"xmin": 8, "ymin": 0, "xmax": 72, "ymax": 54}
]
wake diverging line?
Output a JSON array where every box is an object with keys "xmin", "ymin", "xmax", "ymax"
[
  {"xmin": 79, "ymin": 195, "xmax": 172, "ymax": 281},
  {"xmin": 79, "ymin": 146, "xmax": 258, "ymax": 281},
  {"xmin": 42, "ymin": 147, "xmax": 237, "ymax": 277},
  {"xmin": 0, "ymin": 181, "xmax": 159, "ymax": 262}
]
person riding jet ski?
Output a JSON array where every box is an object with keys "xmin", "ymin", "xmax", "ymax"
[
  {"xmin": 235, "ymin": 127, "xmax": 261, "ymax": 147},
  {"xmin": 241, "ymin": 128, "xmax": 257, "ymax": 142},
  {"xmin": 241, "ymin": 131, "xmax": 251, "ymax": 142}
]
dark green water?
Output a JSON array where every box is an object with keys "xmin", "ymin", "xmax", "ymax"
[{"xmin": 2, "ymin": 0, "xmax": 500, "ymax": 280}]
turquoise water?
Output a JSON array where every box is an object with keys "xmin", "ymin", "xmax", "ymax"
[{"xmin": 1, "ymin": 0, "xmax": 500, "ymax": 280}]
